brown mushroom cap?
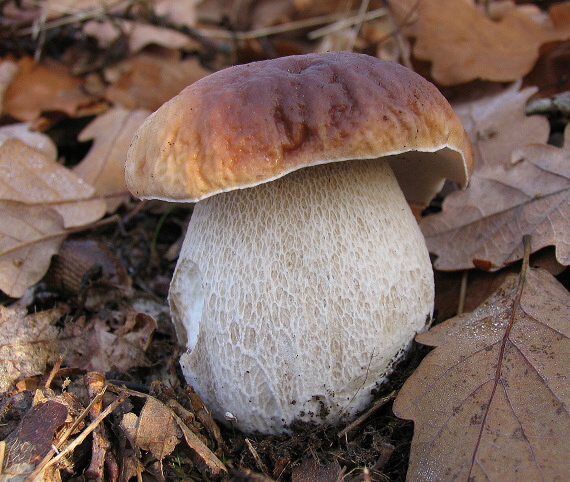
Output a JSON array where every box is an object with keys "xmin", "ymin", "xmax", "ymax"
[{"xmin": 125, "ymin": 51, "xmax": 473, "ymax": 207}]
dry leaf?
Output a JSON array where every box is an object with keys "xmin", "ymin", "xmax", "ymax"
[
  {"xmin": 452, "ymin": 82, "xmax": 550, "ymax": 169},
  {"xmin": 391, "ymin": 0, "xmax": 570, "ymax": 85},
  {"xmin": 393, "ymin": 266, "xmax": 570, "ymax": 480},
  {"xmin": 0, "ymin": 305, "xmax": 62, "ymax": 393},
  {"xmin": 0, "ymin": 201, "xmax": 66, "ymax": 298},
  {"xmin": 74, "ymin": 106, "xmax": 150, "ymax": 212},
  {"xmin": 61, "ymin": 312, "xmax": 156, "ymax": 373},
  {"xmin": 422, "ymin": 125, "xmax": 570, "ymax": 270},
  {"xmin": 104, "ymin": 48, "xmax": 210, "ymax": 111},
  {"xmin": 121, "ymin": 396, "xmax": 182, "ymax": 461},
  {"xmin": 3, "ymin": 56, "xmax": 94, "ymax": 121},
  {"xmin": 0, "ymin": 138, "xmax": 105, "ymax": 228},
  {"xmin": 0, "ymin": 59, "xmax": 19, "ymax": 113},
  {"xmin": 83, "ymin": 19, "xmax": 198, "ymax": 54},
  {"xmin": 0, "ymin": 123, "xmax": 58, "ymax": 160}
]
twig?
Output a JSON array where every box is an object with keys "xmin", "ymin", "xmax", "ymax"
[
  {"xmin": 26, "ymin": 390, "xmax": 126, "ymax": 481},
  {"xmin": 457, "ymin": 270, "xmax": 469, "ymax": 315},
  {"xmin": 0, "ymin": 441, "xmax": 5, "ymax": 476},
  {"xmin": 337, "ymin": 390, "xmax": 396, "ymax": 439},
  {"xmin": 307, "ymin": 8, "xmax": 386, "ymax": 40},
  {"xmin": 44, "ymin": 356, "xmax": 63, "ymax": 389},
  {"xmin": 245, "ymin": 438, "xmax": 271, "ymax": 477}
]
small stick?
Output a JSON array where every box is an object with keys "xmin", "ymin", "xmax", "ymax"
[
  {"xmin": 337, "ymin": 390, "xmax": 396, "ymax": 439},
  {"xmin": 457, "ymin": 270, "xmax": 469, "ymax": 315},
  {"xmin": 245, "ymin": 438, "xmax": 270, "ymax": 477}
]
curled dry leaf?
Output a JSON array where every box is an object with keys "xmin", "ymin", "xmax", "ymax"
[
  {"xmin": 74, "ymin": 106, "xmax": 151, "ymax": 213},
  {"xmin": 0, "ymin": 138, "xmax": 106, "ymax": 228},
  {"xmin": 393, "ymin": 266, "xmax": 570, "ymax": 480},
  {"xmin": 120, "ymin": 396, "xmax": 182, "ymax": 461},
  {"xmin": 422, "ymin": 126, "xmax": 570, "ymax": 270},
  {"xmin": 391, "ymin": 0, "xmax": 570, "ymax": 85},
  {"xmin": 0, "ymin": 200, "xmax": 66, "ymax": 298},
  {"xmin": 0, "ymin": 305, "xmax": 62, "ymax": 393}
]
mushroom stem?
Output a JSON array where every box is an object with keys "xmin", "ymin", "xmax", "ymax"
[{"xmin": 169, "ymin": 158, "xmax": 434, "ymax": 434}]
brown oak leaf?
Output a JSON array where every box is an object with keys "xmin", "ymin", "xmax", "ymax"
[
  {"xmin": 422, "ymin": 125, "xmax": 570, "ymax": 270},
  {"xmin": 393, "ymin": 266, "xmax": 570, "ymax": 480}
]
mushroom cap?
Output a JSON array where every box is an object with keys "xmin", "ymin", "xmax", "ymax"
[{"xmin": 125, "ymin": 51, "xmax": 473, "ymax": 207}]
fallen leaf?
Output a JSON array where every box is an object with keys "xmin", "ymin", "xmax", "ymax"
[
  {"xmin": 83, "ymin": 19, "xmax": 198, "ymax": 54},
  {"xmin": 104, "ymin": 48, "xmax": 210, "ymax": 111},
  {"xmin": 422, "ymin": 124, "xmax": 570, "ymax": 270},
  {"xmin": 452, "ymin": 82, "xmax": 550, "ymax": 169},
  {"xmin": 0, "ymin": 122, "xmax": 58, "ymax": 160},
  {"xmin": 0, "ymin": 138, "xmax": 106, "ymax": 228},
  {"xmin": 61, "ymin": 312, "xmax": 156, "ymax": 373},
  {"xmin": 121, "ymin": 396, "xmax": 182, "ymax": 461},
  {"xmin": 393, "ymin": 265, "xmax": 570, "ymax": 480},
  {"xmin": 392, "ymin": 0, "xmax": 570, "ymax": 85},
  {"xmin": 0, "ymin": 305, "xmax": 62, "ymax": 392},
  {"xmin": 3, "ymin": 56, "xmax": 94, "ymax": 121},
  {"xmin": 0, "ymin": 59, "xmax": 19, "ymax": 113},
  {"xmin": 0, "ymin": 200, "xmax": 66, "ymax": 298},
  {"xmin": 74, "ymin": 106, "xmax": 150, "ymax": 212}
]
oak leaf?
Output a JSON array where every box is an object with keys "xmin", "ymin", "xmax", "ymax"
[
  {"xmin": 421, "ymin": 89, "xmax": 570, "ymax": 271},
  {"xmin": 0, "ymin": 138, "xmax": 105, "ymax": 228},
  {"xmin": 0, "ymin": 122, "xmax": 58, "ymax": 160},
  {"xmin": 393, "ymin": 266, "xmax": 570, "ymax": 480},
  {"xmin": 104, "ymin": 48, "xmax": 210, "ymax": 111},
  {"xmin": 391, "ymin": 0, "xmax": 570, "ymax": 85},
  {"xmin": 0, "ymin": 200, "xmax": 67, "ymax": 298},
  {"xmin": 74, "ymin": 106, "xmax": 150, "ymax": 212},
  {"xmin": 3, "ymin": 56, "xmax": 94, "ymax": 121}
]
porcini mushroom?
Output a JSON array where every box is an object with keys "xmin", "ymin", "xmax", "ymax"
[{"xmin": 125, "ymin": 52, "xmax": 473, "ymax": 434}]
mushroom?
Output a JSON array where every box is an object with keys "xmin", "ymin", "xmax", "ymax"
[{"xmin": 125, "ymin": 52, "xmax": 473, "ymax": 434}]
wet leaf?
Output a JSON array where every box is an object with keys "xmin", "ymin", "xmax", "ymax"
[{"xmin": 393, "ymin": 267, "xmax": 570, "ymax": 480}]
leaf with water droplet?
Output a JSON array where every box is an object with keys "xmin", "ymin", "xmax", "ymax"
[{"xmin": 393, "ymin": 265, "xmax": 570, "ymax": 480}]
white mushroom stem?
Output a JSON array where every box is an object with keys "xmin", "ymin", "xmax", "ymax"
[{"xmin": 169, "ymin": 158, "xmax": 434, "ymax": 434}]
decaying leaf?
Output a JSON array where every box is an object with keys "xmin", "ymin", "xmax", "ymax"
[
  {"xmin": 60, "ymin": 312, "xmax": 156, "ymax": 373},
  {"xmin": 421, "ymin": 125, "xmax": 570, "ymax": 270},
  {"xmin": 0, "ymin": 200, "xmax": 66, "ymax": 298},
  {"xmin": 120, "ymin": 396, "xmax": 182, "ymax": 461},
  {"xmin": 0, "ymin": 305, "xmax": 62, "ymax": 393},
  {"xmin": 391, "ymin": 0, "xmax": 570, "ymax": 85},
  {"xmin": 393, "ymin": 266, "xmax": 570, "ymax": 480},
  {"xmin": 117, "ymin": 387, "xmax": 228, "ymax": 480},
  {"xmin": 0, "ymin": 138, "xmax": 106, "ymax": 228},
  {"xmin": 74, "ymin": 106, "xmax": 150, "ymax": 213}
]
